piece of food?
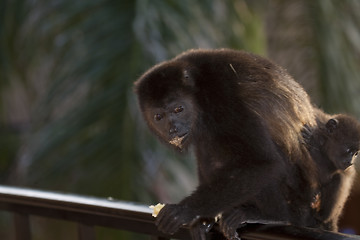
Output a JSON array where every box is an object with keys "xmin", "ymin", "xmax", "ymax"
[
  {"xmin": 169, "ymin": 136, "xmax": 185, "ymax": 148},
  {"xmin": 149, "ymin": 203, "xmax": 165, "ymax": 217}
]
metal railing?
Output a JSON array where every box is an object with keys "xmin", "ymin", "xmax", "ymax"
[{"xmin": 0, "ymin": 185, "xmax": 359, "ymax": 240}]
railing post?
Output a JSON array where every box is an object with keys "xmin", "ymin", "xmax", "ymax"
[
  {"xmin": 13, "ymin": 212, "xmax": 31, "ymax": 240},
  {"xmin": 78, "ymin": 223, "xmax": 96, "ymax": 240}
]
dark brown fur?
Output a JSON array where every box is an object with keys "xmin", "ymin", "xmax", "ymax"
[
  {"xmin": 135, "ymin": 49, "xmax": 319, "ymax": 238},
  {"xmin": 303, "ymin": 113, "xmax": 359, "ymax": 231}
]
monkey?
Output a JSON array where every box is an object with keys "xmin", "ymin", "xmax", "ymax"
[
  {"xmin": 134, "ymin": 49, "xmax": 320, "ymax": 239},
  {"xmin": 218, "ymin": 181, "xmax": 293, "ymax": 239},
  {"xmin": 302, "ymin": 113, "xmax": 359, "ymax": 231}
]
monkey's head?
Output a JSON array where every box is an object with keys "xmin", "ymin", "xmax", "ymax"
[
  {"xmin": 323, "ymin": 115, "xmax": 360, "ymax": 170},
  {"xmin": 134, "ymin": 48, "xmax": 317, "ymax": 158},
  {"xmin": 134, "ymin": 61, "xmax": 198, "ymax": 151}
]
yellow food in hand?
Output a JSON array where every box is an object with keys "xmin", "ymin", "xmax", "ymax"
[{"xmin": 149, "ymin": 203, "xmax": 165, "ymax": 217}]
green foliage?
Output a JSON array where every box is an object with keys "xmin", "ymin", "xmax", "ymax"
[
  {"xmin": 308, "ymin": 0, "xmax": 360, "ymax": 115},
  {"xmin": 0, "ymin": 0, "xmax": 142, "ymax": 200},
  {"xmin": 134, "ymin": 0, "xmax": 266, "ymax": 60}
]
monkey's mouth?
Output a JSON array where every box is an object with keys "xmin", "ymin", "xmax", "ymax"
[
  {"xmin": 341, "ymin": 162, "xmax": 353, "ymax": 171},
  {"xmin": 169, "ymin": 133, "xmax": 188, "ymax": 148}
]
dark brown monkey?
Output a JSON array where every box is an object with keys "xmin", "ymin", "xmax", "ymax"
[
  {"xmin": 303, "ymin": 113, "xmax": 359, "ymax": 231},
  {"xmin": 135, "ymin": 49, "xmax": 319, "ymax": 239}
]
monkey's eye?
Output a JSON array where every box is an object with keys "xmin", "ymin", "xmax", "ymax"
[
  {"xmin": 174, "ymin": 106, "xmax": 184, "ymax": 113},
  {"xmin": 346, "ymin": 148, "xmax": 357, "ymax": 157},
  {"xmin": 354, "ymin": 151, "xmax": 359, "ymax": 158},
  {"xmin": 154, "ymin": 114, "xmax": 163, "ymax": 121}
]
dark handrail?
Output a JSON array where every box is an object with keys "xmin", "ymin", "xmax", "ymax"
[
  {"xmin": 0, "ymin": 185, "xmax": 191, "ymax": 239},
  {"xmin": 0, "ymin": 185, "xmax": 359, "ymax": 240}
]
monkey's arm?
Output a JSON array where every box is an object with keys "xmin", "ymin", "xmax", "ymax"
[
  {"xmin": 155, "ymin": 161, "xmax": 282, "ymax": 235},
  {"xmin": 317, "ymin": 174, "xmax": 341, "ymax": 219}
]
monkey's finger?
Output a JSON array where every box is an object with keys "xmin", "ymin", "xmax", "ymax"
[
  {"xmin": 225, "ymin": 212, "xmax": 240, "ymax": 226},
  {"xmin": 230, "ymin": 234, "xmax": 241, "ymax": 240},
  {"xmin": 220, "ymin": 213, "xmax": 241, "ymax": 234},
  {"xmin": 155, "ymin": 205, "xmax": 174, "ymax": 226},
  {"xmin": 204, "ymin": 221, "xmax": 215, "ymax": 233},
  {"xmin": 157, "ymin": 220, "xmax": 178, "ymax": 235},
  {"xmin": 156, "ymin": 213, "xmax": 182, "ymax": 235},
  {"xmin": 155, "ymin": 211, "xmax": 173, "ymax": 233},
  {"xmin": 220, "ymin": 219, "xmax": 243, "ymax": 240},
  {"xmin": 223, "ymin": 224, "xmax": 242, "ymax": 240},
  {"xmin": 156, "ymin": 216, "xmax": 174, "ymax": 234},
  {"xmin": 190, "ymin": 224, "xmax": 207, "ymax": 240},
  {"xmin": 167, "ymin": 221, "xmax": 182, "ymax": 235},
  {"xmin": 188, "ymin": 215, "xmax": 201, "ymax": 227}
]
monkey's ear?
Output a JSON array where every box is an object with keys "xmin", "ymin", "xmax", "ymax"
[
  {"xmin": 326, "ymin": 118, "xmax": 339, "ymax": 133},
  {"xmin": 182, "ymin": 70, "xmax": 195, "ymax": 87}
]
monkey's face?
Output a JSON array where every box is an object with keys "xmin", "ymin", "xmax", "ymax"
[
  {"xmin": 145, "ymin": 95, "xmax": 196, "ymax": 150},
  {"xmin": 326, "ymin": 141, "xmax": 359, "ymax": 170},
  {"xmin": 324, "ymin": 117, "xmax": 360, "ymax": 170},
  {"xmin": 324, "ymin": 131, "xmax": 359, "ymax": 170}
]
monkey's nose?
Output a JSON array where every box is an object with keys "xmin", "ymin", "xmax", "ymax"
[{"xmin": 169, "ymin": 126, "xmax": 178, "ymax": 134}]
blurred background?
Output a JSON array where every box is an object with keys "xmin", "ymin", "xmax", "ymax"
[{"xmin": 0, "ymin": 0, "xmax": 360, "ymax": 239}]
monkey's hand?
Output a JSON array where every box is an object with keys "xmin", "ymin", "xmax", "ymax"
[
  {"xmin": 220, "ymin": 209, "xmax": 290, "ymax": 240},
  {"xmin": 219, "ymin": 209, "xmax": 244, "ymax": 240},
  {"xmin": 301, "ymin": 124, "xmax": 312, "ymax": 143},
  {"xmin": 155, "ymin": 203, "xmax": 199, "ymax": 235}
]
